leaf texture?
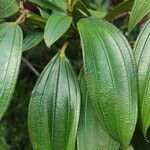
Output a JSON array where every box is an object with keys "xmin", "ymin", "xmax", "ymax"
[
  {"xmin": 77, "ymin": 17, "xmax": 138, "ymax": 146},
  {"xmin": 23, "ymin": 29, "xmax": 44, "ymax": 52},
  {"xmin": 128, "ymin": 0, "xmax": 150, "ymax": 32},
  {"xmin": 0, "ymin": 22, "xmax": 23, "ymax": 120},
  {"xmin": 28, "ymin": 52, "xmax": 80, "ymax": 150},
  {"xmin": 77, "ymin": 74, "xmax": 120, "ymax": 150},
  {"xmin": 133, "ymin": 19, "xmax": 150, "ymax": 140},
  {"xmin": 0, "ymin": 0, "xmax": 19, "ymax": 18},
  {"xmin": 44, "ymin": 14, "xmax": 72, "ymax": 48}
]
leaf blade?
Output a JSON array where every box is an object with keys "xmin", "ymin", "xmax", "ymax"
[
  {"xmin": 128, "ymin": 0, "xmax": 150, "ymax": 32},
  {"xmin": 0, "ymin": 22, "xmax": 23, "ymax": 120},
  {"xmin": 23, "ymin": 29, "xmax": 44, "ymax": 52},
  {"xmin": 0, "ymin": 0, "xmax": 19, "ymax": 18},
  {"xmin": 28, "ymin": 52, "xmax": 80, "ymax": 149},
  {"xmin": 44, "ymin": 14, "xmax": 72, "ymax": 48},
  {"xmin": 29, "ymin": 0, "xmax": 64, "ymax": 12},
  {"xmin": 133, "ymin": 19, "xmax": 150, "ymax": 140},
  {"xmin": 77, "ymin": 17, "xmax": 138, "ymax": 146}
]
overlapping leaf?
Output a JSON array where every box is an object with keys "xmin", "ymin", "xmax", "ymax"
[
  {"xmin": 44, "ymin": 14, "xmax": 72, "ymax": 48},
  {"xmin": 28, "ymin": 52, "xmax": 80, "ymax": 149},
  {"xmin": 77, "ymin": 17, "xmax": 138, "ymax": 146},
  {"xmin": 77, "ymin": 74, "xmax": 120, "ymax": 150},
  {"xmin": 23, "ymin": 29, "xmax": 44, "ymax": 52},
  {"xmin": 134, "ymin": 19, "xmax": 150, "ymax": 140},
  {"xmin": 0, "ymin": 22, "xmax": 23, "ymax": 120},
  {"xmin": 0, "ymin": 0, "xmax": 19, "ymax": 18},
  {"xmin": 128, "ymin": 0, "xmax": 150, "ymax": 32}
]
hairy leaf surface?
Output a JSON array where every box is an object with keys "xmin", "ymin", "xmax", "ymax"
[
  {"xmin": 134, "ymin": 19, "xmax": 150, "ymax": 140},
  {"xmin": 28, "ymin": 52, "xmax": 80, "ymax": 150},
  {"xmin": 0, "ymin": 0, "xmax": 19, "ymax": 18},
  {"xmin": 77, "ymin": 75, "xmax": 120, "ymax": 150},
  {"xmin": 0, "ymin": 22, "xmax": 23, "ymax": 120},
  {"xmin": 128, "ymin": 0, "xmax": 150, "ymax": 32},
  {"xmin": 77, "ymin": 17, "xmax": 138, "ymax": 146},
  {"xmin": 44, "ymin": 14, "xmax": 72, "ymax": 48}
]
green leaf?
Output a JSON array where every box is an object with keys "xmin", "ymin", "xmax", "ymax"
[
  {"xmin": 72, "ymin": 0, "xmax": 91, "ymax": 22},
  {"xmin": 44, "ymin": 14, "xmax": 72, "ymax": 48},
  {"xmin": 28, "ymin": 52, "xmax": 80, "ymax": 150},
  {"xmin": 104, "ymin": 0, "xmax": 134, "ymax": 21},
  {"xmin": 28, "ymin": 0, "xmax": 64, "ymax": 12},
  {"xmin": 0, "ymin": 22, "xmax": 23, "ymax": 120},
  {"xmin": 0, "ymin": 0, "xmax": 19, "ymax": 18},
  {"xmin": 39, "ymin": 8, "xmax": 50, "ymax": 19},
  {"xmin": 77, "ymin": 74, "xmax": 120, "ymax": 150},
  {"xmin": 133, "ymin": 19, "xmax": 150, "ymax": 140},
  {"xmin": 77, "ymin": 17, "xmax": 138, "ymax": 146},
  {"xmin": 128, "ymin": 0, "xmax": 150, "ymax": 32},
  {"xmin": 51, "ymin": 0, "xmax": 67, "ymax": 14},
  {"xmin": 23, "ymin": 29, "xmax": 44, "ymax": 52}
]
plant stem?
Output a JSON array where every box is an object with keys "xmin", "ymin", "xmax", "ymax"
[
  {"xmin": 26, "ymin": 11, "xmax": 47, "ymax": 29},
  {"xmin": 60, "ymin": 41, "xmax": 69, "ymax": 56}
]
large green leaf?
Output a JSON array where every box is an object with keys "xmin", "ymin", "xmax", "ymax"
[
  {"xmin": 23, "ymin": 29, "xmax": 44, "ymax": 52},
  {"xmin": 133, "ymin": 19, "xmax": 150, "ymax": 140},
  {"xmin": 77, "ymin": 74, "xmax": 120, "ymax": 150},
  {"xmin": 28, "ymin": 52, "xmax": 80, "ymax": 150},
  {"xmin": 0, "ymin": 0, "xmax": 19, "ymax": 18},
  {"xmin": 77, "ymin": 17, "xmax": 138, "ymax": 146},
  {"xmin": 128, "ymin": 0, "xmax": 150, "ymax": 32},
  {"xmin": 0, "ymin": 22, "xmax": 23, "ymax": 120},
  {"xmin": 44, "ymin": 14, "xmax": 72, "ymax": 48}
]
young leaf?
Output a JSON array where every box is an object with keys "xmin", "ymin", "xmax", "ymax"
[
  {"xmin": 0, "ymin": 22, "xmax": 23, "ymax": 120},
  {"xmin": 44, "ymin": 14, "xmax": 72, "ymax": 48},
  {"xmin": 0, "ymin": 0, "xmax": 19, "ymax": 18},
  {"xmin": 28, "ymin": 52, "xmax": 80, "ymax": 150},
  {"xmin": 128, "ymin": 0, "xmax": 150, "ymax": 32},
  {"xmin": 23, "ymin": 29, "xmax": 44, "ymax": 52},
  {"xmin": 39, "ymin": 8, "xmax": 50, "ymax": 19},
  {"xmin": 77, "ymin": 74, "xmax": 120, "ymax": 150},
  {"xmin": 133, "ymin": 19, "xmax": 150, "ymax": 140},
  {"xmin": 72, "ymin": 0, "xmax": 91, "ymax": 23},
  {"xmin": 77, "ymin": 17, "xmax": 138, "ymax": 146}
]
